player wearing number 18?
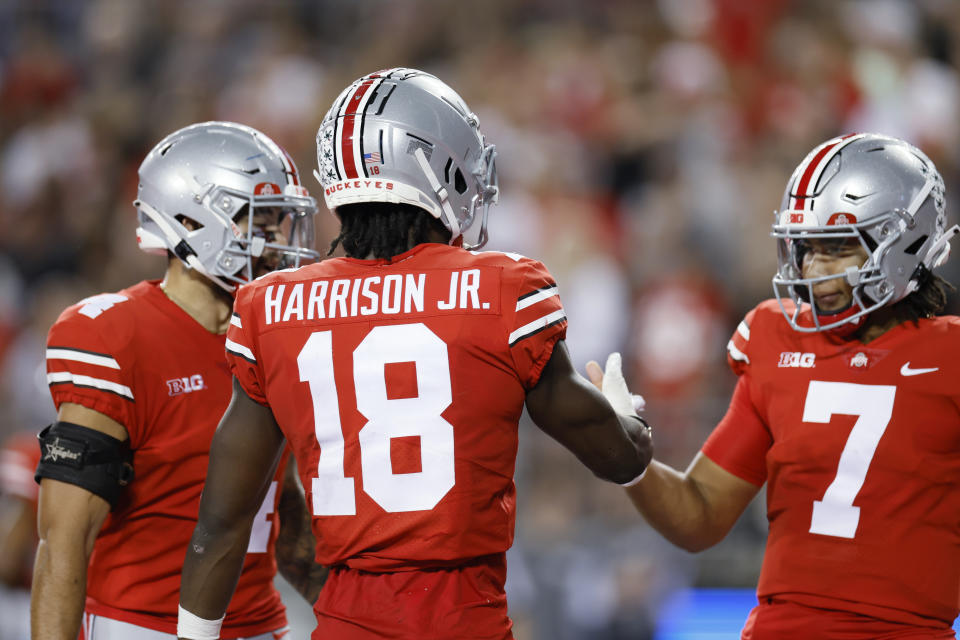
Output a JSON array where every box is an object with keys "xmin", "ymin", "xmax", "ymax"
[
  {"xmin": 177, "ymin": 68, "xmax": 652, "ymax": 640},
  {"xmin": 589, "ymin": 133, "xmax": 960, "ymax": 639}
]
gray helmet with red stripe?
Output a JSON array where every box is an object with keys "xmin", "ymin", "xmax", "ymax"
[
  {"xmin": 315, "ymin": 68, "xmax": 499, "ymax": 249},
  {"xmin": 135, "ymin": 121, "xmax": 319, "ymax": 291},
  {"xmin": 772, "ymin": 132, "xmax": 959, "ymax": 332}
]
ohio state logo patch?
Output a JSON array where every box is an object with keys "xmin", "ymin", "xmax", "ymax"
[
  {"xmin": 254, "ymin": 182, "xmax": 281, "ymax": 195},
  {"xmin": 827, "ymin": 212, "xmax": 857, "ymax": 225}
]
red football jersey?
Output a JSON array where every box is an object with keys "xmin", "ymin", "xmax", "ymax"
[
  {"xmin": 226, "ymin": 243, "xmax": 567, "ymax": 572},
  {"xmin": 45, "ymin": 281, "xmax": 286, "ymax": 637},
  {"xmin": 703, "ymin": 299, "xmax": 960, "ymax": 631}
]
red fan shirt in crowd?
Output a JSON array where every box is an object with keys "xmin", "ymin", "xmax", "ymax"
[
  {"xmin": 703, "ymin": 299, "xmax": 960, "ymax": 638},
  {"xmin": 46, "ymin": 280, "xmax": 286, "ymax": 638},
  {"xmin": 226, "ymin": 243, "xmax": 567, "ymax": 639}
]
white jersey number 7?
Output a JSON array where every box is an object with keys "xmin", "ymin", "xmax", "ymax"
[{"xmin": 804, "ymin": 380, "xmax": 896, "ymax": 539}]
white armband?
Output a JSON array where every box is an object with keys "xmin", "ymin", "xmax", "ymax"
[{"xmin": 177, "ymin": 605, "xmax": 224, "ymax": 640}]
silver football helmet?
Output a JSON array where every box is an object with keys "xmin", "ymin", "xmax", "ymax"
[
  {"xmin": 315, "ymin": 68, "xmax": 498, "ymax": 249},
  {"xmin": 135, "ymin": 121, "xmax": 319, "ymax": 291},
  {"xmin": 772, "ymin": 133, "xmax": 959, "ymax": 332}
]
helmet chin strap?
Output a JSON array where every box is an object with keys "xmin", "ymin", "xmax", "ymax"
[
  {"xmin": 135, "ymin": 199, "xmax": 235, "ymax": 292},
  {"xmin": 926, "ymin": 224, "xmax": 960, "ymax": 269},
  {"xmin": 413, "ymin": 147, "xmax": 461, "ymax": 240},
  {"xmin": 815, "ymin": 296, "xmax": 867, "ymax": 337}
]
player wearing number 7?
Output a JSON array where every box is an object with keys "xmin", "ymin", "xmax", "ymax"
[
  {"xmin": 33, "ymin": 123, "xmax": 325, "ymax": 640},
  {"xmin": 589, "ymin": 133, "xmax": 960, "ymax": 639},
  {"xmin": 177, "ymin": 68, "xmax": 652, "ymax": 640}
]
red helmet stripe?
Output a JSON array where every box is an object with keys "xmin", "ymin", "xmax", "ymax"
[
  {"xmin": 337, "ymin": 78, "xmax": 382, "ymax": 180},
  {"xmin": 791, "ymin": 133, "xmax": 862, "ymax": 210},
  {"xmin": 255, "ymin": 132, "xmax": 300, "ymax": 187},
  {"xmin": 280, "ymin": 148, "xmax": 299, "ymax": 185}
]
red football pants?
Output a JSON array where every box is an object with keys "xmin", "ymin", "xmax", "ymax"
[
  {"xmin": 743, "ymin": 598, "xmax": 956, "ymax": 639},
  {"xmin": 312, "ymin": 554, "xmax": 513, "ymax": 640}
]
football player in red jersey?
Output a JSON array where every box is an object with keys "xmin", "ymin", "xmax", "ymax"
[
  {"xmin": 176, "ymin": 68, "xmax": 653, "ymax": 640},
  {"xmin": 32, "ymin": 122, "xmax": 326, "ymax": 640},
  {"xmin": 589, "ymin": 133, "xmax": 960, "ymax": 639}
]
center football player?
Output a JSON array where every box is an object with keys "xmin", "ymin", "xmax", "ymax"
[{"xmin": 176, "ymin": 68, "xmax": 652, "ymax": 640}]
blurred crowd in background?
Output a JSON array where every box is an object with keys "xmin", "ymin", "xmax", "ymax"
[{"xmin": 1, "ymin": 0, "xmax": 959, "ymax": 638}]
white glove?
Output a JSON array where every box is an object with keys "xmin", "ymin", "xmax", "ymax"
[{"xmin": 600, "ymin": 352, "xmax": 645, "ymax": 416}]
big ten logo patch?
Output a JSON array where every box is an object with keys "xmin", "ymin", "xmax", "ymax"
[
  {"xmin": 778, "ymin": 352, "xmax": 816, "ymax": 368},
  {"xmin": 167, "ymin": 374, "xmax": 206, "ymax": 396}
]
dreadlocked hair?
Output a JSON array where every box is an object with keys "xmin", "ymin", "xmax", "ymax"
[
  {"xmin": 889, "ymin": 264, "xmax": 954, "ymax": 325},
  {"xmin": 328, "ymin": 202, "xmax": 451, "ymax": 260}
]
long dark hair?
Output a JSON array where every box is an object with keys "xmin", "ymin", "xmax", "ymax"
[
  {"xmin": 891, "ymin": 265, "xmax": 954, "ymax": 324},
  {"xmin": 328, "ymin": 203, "xmax": 451, "ymax": 260}
]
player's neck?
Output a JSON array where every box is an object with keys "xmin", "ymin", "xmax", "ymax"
[
  {"xmin": 853, "ymin": 307, "xmax": 902, "ymax": 344},
  {"xmin": 357, "ymin": 231, "xmax": 452, "ymax": 260},
  {"xmin": 160, "ymin": 260, "xmax": 233, "ymax": 334}
]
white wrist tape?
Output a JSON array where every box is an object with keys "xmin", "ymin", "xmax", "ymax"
[
  {"xmin": 177, "ymin": 605, "xmax": 224, "ymax": 640},
  {"xmin": 601, "ymin": 352, "xmax": 639, "ymax": 416}
]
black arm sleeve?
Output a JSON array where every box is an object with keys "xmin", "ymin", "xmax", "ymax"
[{"xmin": 35, "ymin": 422, "xmax": 134, "ymax": 508}]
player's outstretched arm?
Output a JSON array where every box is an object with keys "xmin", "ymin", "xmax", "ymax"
[
  {"xmin": 32, "ymin": 403, "xmax": 127, "ymax": 640},
  {"xmin": 585, "ymin": 358, "xmax": 760, "ymax": 552},
  {"xmin": 624, "ymin": 454, "xmax": 758, "ymax": 552},
  {"xmin": 178, "ymin": 378, "xmax": 285, "ymax": 639},
  {"xmin": 275, "ymin": 457, "xmax": 328, "ymax": 604},
  {"xmin": 525, "ymin": 341, "xmax": 652, "ymax": 485}
]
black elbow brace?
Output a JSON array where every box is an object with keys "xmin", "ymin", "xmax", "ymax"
[{"xmin": 35, "ymin": 422, "xmax": 134, "ymax": 508}]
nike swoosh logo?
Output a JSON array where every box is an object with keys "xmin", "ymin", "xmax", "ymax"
[{"xmin": 900, "ymin": 362, "xmax": 939, "ymax": 376}]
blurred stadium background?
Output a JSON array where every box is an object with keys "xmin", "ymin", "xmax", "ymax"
[{"xmin": 1, "ymin": 0, "xmax": 959, "ymax": 638}]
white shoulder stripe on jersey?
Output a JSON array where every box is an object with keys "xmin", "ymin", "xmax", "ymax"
[
  {"xmin": 230, "ymin": 314, "xmax": 243, "ymax": 329},
  {"xmin": 516, "ymin": 285, "xmax": 559, "ymax": 311},
  {"xmin": 469, "ymin": 250, "xmax": 524, "ymax": 262},
  {"xmin": 225, "ymin": 338, "xmax": 256, "ymax": 363},
  {"xmin": 508, "ymin": 309, "xmax": 566, "ymax": 346},
  {"xmin": 46, "ymin": 348, "xmax": 121, "ymax": 370},
  {"xmin": 727, "ymin": 340, "xmax": 750, "ymax": 364},
  {"xmin": 736, "ymin": 321, "xmax": 750, "ymax": 341},
  {"xmin": 47, "ymin": 371, "xmax": 134, "ymax": 400}
]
